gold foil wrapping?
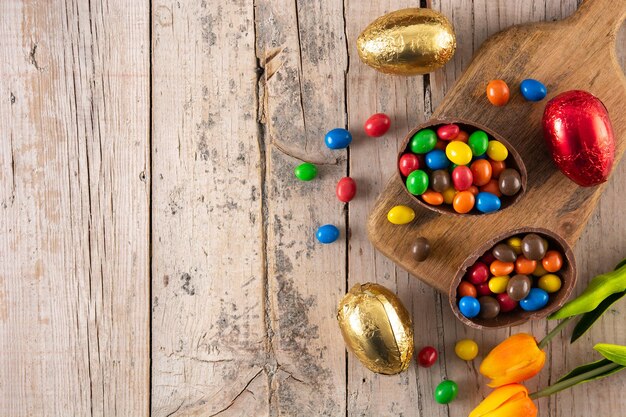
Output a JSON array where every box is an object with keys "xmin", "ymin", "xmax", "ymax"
[
  {"xmin": 357, "ymin": 8, "xmax": 456, "ymax": 76},
  {"xmin": 337, "ymin": 283, "xmax": 414, "ymax": 375}
]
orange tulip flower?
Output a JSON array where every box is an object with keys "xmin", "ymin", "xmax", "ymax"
[
  {"xmin": 469, "ymin": 383, "xmax": 537, "ymax": 417},
  {"xmin": 479, "ymin": 333, "xmax": 545, "ymax": 388}
]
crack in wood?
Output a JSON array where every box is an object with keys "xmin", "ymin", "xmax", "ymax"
[{"xmin": 207, "ymin": 368, "xmax": 264, "ymax": 417}]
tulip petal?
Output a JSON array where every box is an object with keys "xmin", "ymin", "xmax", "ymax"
[
  {"xmin": 469, "ymin": 384, "xmax": 534, "ymax": 417},
  {"xmin": 480, "ymin": 334, "xmax": 546, "ymax": 387}
]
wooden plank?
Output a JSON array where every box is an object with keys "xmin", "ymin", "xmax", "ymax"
[
  {"xmin": 0, "ymin": 0, "xmax": 150, "ymax": 416},
  {"xmin": 150, "ymin": 1, "xmax": 269, "ymax": 416},
  {"xmin": 255, "ymin": 0, "xmax": 348, "ymax": 414}
]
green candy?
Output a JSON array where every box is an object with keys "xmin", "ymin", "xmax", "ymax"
[
  {"xmin": 410, "ymin": 129, "xmax": 437, "ymax": 154},
  {"xmin": 294, "ymin": 162, "xmax": 318, "ymax": 181},
  {"xmin": 434, "ymin": 380, "xmax": 458, "ymax": 404},
  {"xmin": 468, "ymin": 130, "xmax": 489, "ymax": 156},
  {"xmin": 406, "ymin": 170, "xmax": 429, "ymax": 195}
]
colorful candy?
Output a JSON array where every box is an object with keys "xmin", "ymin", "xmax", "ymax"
[
  {"xmin": 412, "ymin": 237, "xmax": 431, "ymax": 262},
  {"xmin": 434, "ymin": 380, "xmax": 459, "ymax": 404},
  {"xmin": 486, "ymin": 140, "xmax": 508, "ymax": 161},
  {"xmin": 475, "ymin": 192, "xmax": 501, "ymax": 213},
  {"xmin": 498, "ymin": 169, "xmax": 522, "ymax": 196},
  {"xmin": 417, "ymin": 346, "xmax": 438, "ymax": 367},
  {"xmin": 468, "ymin": 130, "xmax": 488, "ymax": 156},
  {"xmin": 422, "ymin": 190, "xmax": 444, "ymax": 205},
  {"xmin": 457, "ymin": 233, "xmax": 567, "ymax": 322},
  {"xmin": 364, "ymin": 113, "xmax": 391, "ymax": 137},
  {"xmin": 470, "ymin": 160, "xmax": 492, "ymax": 186},
  {"xmin": 316, "ymin": 224, "xmax": 339, "ymax": 244},
  {"xmin": 425, "ymin": 149, "xmax": 450, "ymax": 170},
  {"xmin": 325, "ymin": 128, "xmax": 352, "ymax": 149},
  {"xmin": 486, "ymin": 79, "xmax": 510, "ymax": 106},
  {"xmin": 410, "ymin": 129, "xmax": 437, "ymax": 153},
  {"xmin": 455, "ymin": 339, "xmax": 479, "ymax": 361},
  {"xmin": 336, "ymin": 177, "xmax": 356, "ymax": 202},
  {"xmin": 452, "ymin": 166, "xmax": 473, "ymax": 191},
  {"xmin": 520, "ymin": 79, "xmax": 547, "ymax": 102},
  {"xmin": 446, "ymin": 141, "xmax": 473, "ymax": 165},
  {"xmin": 399, "ymin": 153, "xmax": 420, "ymax": 177},
  {"xmin": 431, "ymin": 170, "xmax": 452, "ymax": 193},
  {"xmin": 294, "ymin": 162, "xmax": 318, "ymax": 181},
  {"xmin": 437, "ymin": 124, "xmax": 459, "ymax": 140},
  {"xmin": 406, "ymin": 170, "xmax": 429, "ymax": 195},
  {"xmin": 387, "ymin": 205, "xmax": 415, "ymax": 225},
  {"xmin": 453, "ymin": 191, "xmax": 475, "ymax": 214}
]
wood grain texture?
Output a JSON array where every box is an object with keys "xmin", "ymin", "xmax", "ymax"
[{"xmin": 0, "ymin": 0, "xmax": 150, "ymax": 416}]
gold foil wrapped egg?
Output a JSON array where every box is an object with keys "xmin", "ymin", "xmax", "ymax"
[
  {"xmin": 357, "ymin": 8, "xmax": 456, "ymax": 75},
  {"xmin": 337, "ymin": 283, "xmax": 414, "ymax": 374}
]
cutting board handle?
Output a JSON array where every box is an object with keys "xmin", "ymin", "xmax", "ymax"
[{"xmin": 570, "ymin": 0, "xmax": 626, "ymax": 42}]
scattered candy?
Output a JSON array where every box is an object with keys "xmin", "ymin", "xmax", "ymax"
[
  {"xmin": 520, "ymin": 79, "xmax": 547, "ymax": 102},
  {"xmin": 475, "ymin": 192, "xmax": 501, "ymax": 213},
  {"xmin": 325, "ymin": 128, "xmax": 352, "ymax": 149},
  {"xmin": 387, "ymin": 205, "xmax": 416, "ymax": 225},
  {"xmin": 336, "ymin": 177, "xmax": 356, "ymax": 203},
  {"xmin": 406, "ymin": 170, "xmax": 429, "ymax": 195},
  {"xmin": 486, "ymin": 80, "xmax": 510, "ymax": 106},
  {"xmin": 455, "ymin": 339, "xmax": 479, "ymax": 361},
  {"xmin": 520, "ymin": 288, "xmax": 549, "ymax": 311},
  {"xmin": 538, "ymin": 274, "xmax": 562, "ymax": 293},
  {"xmin": 437, "ymin": 124, "xmax": 459, "ymax": 140},
  {"xmin": 498, "ymin": 169, "xmax": 522, "ymax": 196},
  {"xmin": 294, "ymin": 162, "xmax": 318, "ymax": 181},
  {"xmin": 399, "ymin": 153, "xmax": 420, "ymax": 177},
  {"xmin": 316, "ymin": 224, "xmax": 339, "ymax": 244},
  {"xmin": 364, "ymin": 113, "xmax": 391, "ymax": 137},
  {"xmin": 417, "ymin": 346, "xmax": 438, "ymax": 367},
  {"xmin": 459, "ymin": 296, "xmax": 481, "ymax": 318},
  {"xmin": 434, "ymin": 380, "xmax": 459, "ymax": 404},
  {"xmin": 412, "ymin": 237, "xmax": 431, "ymax": 262}
]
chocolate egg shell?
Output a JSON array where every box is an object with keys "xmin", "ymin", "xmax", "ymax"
[
  {"xmin": 542, "ymin": 90, "xmax": 615, "ymax": 187},
  {"xmin": 337, "ymin": 283, "xmax": 414, "ymax": 374},
  {"xmin": 357, "ymin": 8, "xmax": 456, "ymax": 76}
]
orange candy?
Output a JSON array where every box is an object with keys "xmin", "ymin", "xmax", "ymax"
[
  {"xmin": 456, "ymin": 131, "xmax": 469, "ymax": 143},
  {"xmin": 515, "ymin": 255, "xmax": 537, "ymax": 275},
  {"xmin": 542, "ymin": 250, "xmax": 563, "ymax": 272},
  {"xmin": 490, "ymin": 160, "xmax": 507, "ymax": 178},
  {"xmin": 490, "ymin": 260, "xmax": 515, "ymax": 276},
  {"xmin": 453, "ymin": 191, "xmax": 475, "ymax": 214},
  {"xmin": 458, "ymin": 281, "xmax": 477, "ymax": 298},
  {"xmin": 487, "ymin": 80, "xmax": 510, "ymax": 106},
  {"xmin": 480, "ymin": 179, "xmax": 502, "ymax": 197},
  {"xmin": 422, "ymin": 190, "xmax": 444, "ymax": 206},
  {"xmin": 467, "ymin": 185, "xmax": 479, "ymax": 196},
  {"xmin": 471, "ymin": 159, "xmax": 492, "ymax": 186}
]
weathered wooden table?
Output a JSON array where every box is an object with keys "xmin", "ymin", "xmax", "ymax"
[{"xmin": 1, "ymin": 1, "xmax": 624, "ymax": 416}]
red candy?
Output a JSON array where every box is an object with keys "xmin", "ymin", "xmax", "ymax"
[
  {"xmin": 364, "ymin": 113, "xmax": 391, "ymax": 137},
  {"xmin": 437, "ymin": 124, "xmax": 460, "ymax": 141},
  {"xmin": 467, "ymin": 262, "xmax": 489, "ymax": 285},
  {"xmin": 336, "ymin": 177, "xmax": 356, "ymax": 203},
  {"xmin": 496, "ymin": 293, "xmax": 518, "ymax": 312},
  {"xmin": 452, "ymin": 166, "xmax": 473, "ymax": 191},
  {"xmin": 476, "ymin": 282, "xmax": 492, "ymax": 296},
  {"xmin": 480, "ymin": 252, "xmax": 496, "ymax": 265},
  {"xmin": 399, "ymin": 154, "xmax": 420, "ymax": 177},
  {"xmin": 417, "ymin": 346, "xmax": 438, "ymax": 367}
]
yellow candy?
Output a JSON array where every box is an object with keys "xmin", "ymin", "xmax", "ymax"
[
  {"xmin": 532, "ymin": 263, "xmax": 548, "ymax": 277},
  {"xmin": 486, "ymin": 140, "xmax": 508, "ymax": 161},
  {"xmin": 387, "ymin": 205, "xmax": 415, "ymax": 225},
  {"xmin": 507, "ymin": 237, "xmax": 522, "ymax": 254},
  {"xmin": 538, "ymin": 274, "xmax": 562, "ymax": 293},
  {"xmin": 488, "ymin": 275, "xmax": 510, "ymax": 294},
  {"xmin": 442, "ymin": 187, "xmax": 457, "ymax": 204},
  {"xmin": 455, "ymin": 339, "xmax": 479, "ymax": 361},
  {"xmin": 446, "ymin": 141, "xmax": 473, "ymax": 166}
]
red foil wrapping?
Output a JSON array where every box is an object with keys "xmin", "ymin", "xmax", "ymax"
[{"xmin": 542, "ymin": 90, "xmax": 615, "ymax": 187}]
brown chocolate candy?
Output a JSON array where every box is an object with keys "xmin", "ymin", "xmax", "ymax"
[
  {"xmin": 492, "ymin": 243, "xmax": 517, "ymax": 263},
  {"xmin": 498, "ymin": 168, "xmax": 522, "ymax": 196},
  {"xmin": 478, "ymin": 296, "xmax": 500, "ymax": 319},
  {"xmin": 431, "ymin": 170, "xmax": 451, "ymax": 193},
  {"xmin": 412, "ymin": 237, "xmax": 430, "ymax": 262},
  {"xmin": 507, "ymin": 274, "xmax": 532, "ymax": 301},
  {"xmin": 522, "ymin": 233, "xmax": 547, "ymax": 261}
]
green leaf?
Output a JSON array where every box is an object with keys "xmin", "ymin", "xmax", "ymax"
[
  {"xmin": 571, "ymin": 290, "xmax": 626, "ymax": 343},
  {"xmin": 550, "ymin": 258, "xmax": 626, "ymax": 320},
  {"xmin": 595, "ymin": 344, "xmax": 626, "ymax": 367},
  {"xmin": 556, "ymin": 358, "xmax": 623, "ymax": 383}
]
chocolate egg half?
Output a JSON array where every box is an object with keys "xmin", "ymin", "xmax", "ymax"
[
  {"xmin": 337, "ymin": 283, "xmax": 414, "ymax": 374},
  {"xmin": 357, "ymin": 8, "xmax": 456, "ymax": 76}
]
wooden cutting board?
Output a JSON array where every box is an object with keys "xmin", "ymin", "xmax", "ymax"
[{"xmin": 367, "ymin": 0, "xmax": 626, "ymax": 302}]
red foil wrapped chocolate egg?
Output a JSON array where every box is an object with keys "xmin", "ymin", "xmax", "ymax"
[{"xmin": 542, "ymin": 90, "xmax": 615, "ymax": 187}]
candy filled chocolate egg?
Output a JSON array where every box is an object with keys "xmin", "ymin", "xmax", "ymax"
[
  {"xmin": 337, "ymin": 283, "xmax": 414, "ymax": 374},
  {"xmin": 357, "ymin": 8, "xmax": 456, "ymax": 76},
  {"xmin": 542, "ymin": 90, "xmax": 615, "ymax": 187}
]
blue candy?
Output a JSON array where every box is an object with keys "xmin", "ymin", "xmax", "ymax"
[
  {"xmin": 476, "ymin": 192, "xmax": 501, "ymax": 213},
  {"xmin": 520, "ymin": 288, "xmax": 549, "ymax": 311},
  {"xmin": 425, "ymin": 149, "xmax": 450, "ymax": 170},
  {"xmin": 520, "ymin": 79, "xmax": 547, "ymax": 102},
  {"xmin": 316, "ymin": 224, "xmax": 339, "ymax": 244},
  {"xmin": 459, "ymin": 296, "xmax": 480, "ymax": 318},
  {"xmin": 325, "ymin": 128, "xmax": 352, "ymax": 149}
]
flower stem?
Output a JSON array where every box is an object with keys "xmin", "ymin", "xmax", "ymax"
[
  {"xmin": 529, "ymin": 362, "xmax": 622, "ymax": 399},
  {"xmin": 538, "ymin": 317, "xmax": 574, "ymax": 350}
]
